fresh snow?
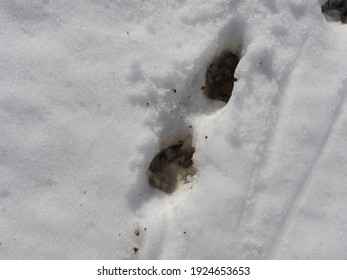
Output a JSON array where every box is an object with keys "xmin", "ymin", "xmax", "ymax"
[{"xmin": 0, "ymin": 0, "xmax": 347, "ymax": 259}]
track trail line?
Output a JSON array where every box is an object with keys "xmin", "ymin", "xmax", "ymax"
[
  {"xmin": 266, "ymin": 26, "xmax": 347, "ymax": 258},
  {"xmin": 236, "ymin": 30, "xmax": 343, "ymax": 257},
  {"xmin": 236, "ymin": 29, "xmax": 311, "ymax": 229},
  {"xmin": 267, "ymin": 45, "xmax": 347, "ymax": 257}
]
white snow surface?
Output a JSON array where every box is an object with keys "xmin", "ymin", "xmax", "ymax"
[{"xmin": 1, "ymin": 0, "xmax": 347, "ymax": 259}]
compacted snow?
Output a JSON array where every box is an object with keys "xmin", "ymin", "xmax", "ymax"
[{"xmin": 1, "ymin": 0, "xmax": 347, "ymax": 259}]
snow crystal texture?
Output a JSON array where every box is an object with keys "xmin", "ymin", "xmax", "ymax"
[{"xmin": 0, "ymin": 0, "xmax": 347, "ymax": 259}]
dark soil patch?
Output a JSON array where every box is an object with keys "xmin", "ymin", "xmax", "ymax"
[
  {"xmin": 148, "ymin": 137, "xmax": 195, "ymax": 194},
  {"xmin": 203, "ymin": 51, "xmax": 240, "ymax": 103},
  {"xmin": 322, "ymin": 0, "xmax": 347, "ymax": 23}
]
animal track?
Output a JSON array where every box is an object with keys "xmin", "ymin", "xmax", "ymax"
[
  {"xmin": 146, "ymin": 49, "xmax": 243, "ymax": 195},
  {"xmin": 140, "ymin": 19, "xmax": 245, "ymax": 196},
  {"xmin": 322, "ymin": 0, "xmax": 347, "ymax": 23},
  {"xmin": 203, "ymin": 51, "xmax": 240, "ymax": 103},
  {"xmin": 148, "ymin": 135, "xmax": 195, "ymax": 194}
]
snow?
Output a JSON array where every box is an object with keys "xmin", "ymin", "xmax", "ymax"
[{"xmin": 0, "ymin": 0, "xmax": 347, "ymax": 259}]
